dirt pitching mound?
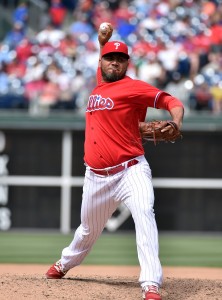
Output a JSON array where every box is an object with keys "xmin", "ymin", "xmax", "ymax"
[{"xmin": 1, "ymin": 265, "xmax": 222, "ymax": 300}]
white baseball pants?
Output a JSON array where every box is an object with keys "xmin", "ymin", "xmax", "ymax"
[{"xmin": 61, "ymin": 155, "xmax": 163, "ymax": 287}]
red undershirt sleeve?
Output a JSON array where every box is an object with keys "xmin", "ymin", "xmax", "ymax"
[{"xmin": 97, "ymin": 67, "xmax": 102, "ymax": 85}]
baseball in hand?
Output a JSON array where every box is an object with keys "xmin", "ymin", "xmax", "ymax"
[
  {"xmin": 98, "ymin": 22, "xmax": 113, "ymax": 45},
  {"xmin": 99, "ymin": 22, "xmax": 111, "ymax": 33}
]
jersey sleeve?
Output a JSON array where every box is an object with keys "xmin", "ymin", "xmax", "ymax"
[
  {"xmin": 155, "ymin": 93, "xmax": 184, "ymax": 110},
  {"xmin": 128, "ymin": 80, "xmax": 165, "ymax": 107},
  {"xmin": 129, "ymin": 79, "xmax": 184, "ymax": 111}
]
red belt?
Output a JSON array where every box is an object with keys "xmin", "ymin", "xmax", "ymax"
[{"xmin": 90, "ymin": 159, "xmax": 138, "ymax": 176}]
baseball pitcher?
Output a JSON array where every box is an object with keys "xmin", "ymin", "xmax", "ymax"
[{"xmin": 45, "ymin": 23, "xmax": 184, "ymax": 300}]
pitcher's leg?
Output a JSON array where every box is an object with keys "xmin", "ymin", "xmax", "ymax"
[
  {"xmin": 61, "ymin": 170, "xmax": 118, "ymax": 271},
  {"xmin": 124, "ymin": 160, "xmax": 163, "ymax": 287}
]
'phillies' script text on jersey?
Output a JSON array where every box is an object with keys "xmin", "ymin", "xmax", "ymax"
[{"xmin": 86, "ymin": 95, "xmax": 114, "ymax": 112}]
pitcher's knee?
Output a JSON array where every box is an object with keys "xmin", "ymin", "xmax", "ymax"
[
  {"xmin": 76, "ymin": 224, "xmax": 100, "ymax": 244},
  {"xmin": 141, "ymin": 203, "xmax": 154, "ymax": 215}
]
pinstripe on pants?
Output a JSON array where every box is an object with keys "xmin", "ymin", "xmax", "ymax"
[{"xmin": 61, "ymin": 155, "xmax": 163, "ymax": 287}]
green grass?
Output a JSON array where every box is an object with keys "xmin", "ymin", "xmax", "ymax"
[
  {"xmin": 159, "ymin": 234, "xmax": 222, "ymax": 267},
  {"xmin": 0, "ymin": 231, "xmax": 222, "ymax": 267}
]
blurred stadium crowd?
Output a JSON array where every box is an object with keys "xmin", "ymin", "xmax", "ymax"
[{"xmin": 0, "ymin": 0, "xmax": 222, "ymax": 115}]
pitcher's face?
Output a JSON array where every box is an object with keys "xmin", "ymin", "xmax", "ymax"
[{"xmin": 101, "ymin": 53, "xmax": 129, "ymax": 82}]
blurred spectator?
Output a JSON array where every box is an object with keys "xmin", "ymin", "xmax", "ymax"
[
  {"xmin": 114, "ymin": 0, "xmax": 137, "ymax": 39},
  {"xmin": 164, "ymin": 72, "xmax": 191, "ymax": 114},
  {"xmin": 201, "ymin": 1, "xmax": 217, "ymax": 17},
  {"xmin": 37, "ymin": 71, "xmax": 60, "ymax": 108},
  {"xmin": 0, "ymin": 93, "xmax": 27, "ymax": 109},
  {"xmin": 24, "ymin": 56, "xmax": 46, "ymax": 83},
  {"xmin": 4, "ymin": 22, "xmax": 26, "ymax": 49},
  {"xmin": 36, "ymin": 23, "xmax": 65, "ymax": 47},
  {"xmin": 69, "ymin": 13, "xmax": 95, "ymax": 43},
  {"xmin": 114, "ymin": 0, "xmax": 135, "ymax": 21},
  {"xmin": 0, "ymin": 62, "xmax": 27, "ymax": 109},
  {"xmin": 210, "ymin": 83, "xmax": 222, "ymax": 114},
  {"xmin": 46, "ymin": 61, "xmax": 74, "ymax": 108},
  {"xmin": 12, "ymin": 1, "xmax": 28, "ymax": 29},
  {"xmin": 208, "ymin": 22, "xmax": 222, "ymax": 48},
  {"xmin": 15, "ymin": 38, "xmax": 34, "ymax": 63},
  {"xmin": 71, "ymin": 69, "xmax": 96, "ymax": 115},
  {"xmin": 136, "ymin": 52, "xmax": 166, "ymax": 88},
  {"xmin": 76, "ymin": 0, "xmax": 94, "ymax": 20},
  {"xmin": 189, "ymin": 79, "xmax": 213, "ymax": 111},
  {"xmin": 70, "ymin": 69, "xmax": 85, "ymax": 102},
  {"xmin": 5, "ymin": 55, "xmax": 26, "ymax": 79},
  {"xmin": 157, "ymin": 42, "xmax": 182, "ymax": 84},
  {"xmin": 49, "ymin": 0, "xmax": 67, "ymax": 28},
  {"xmin": 116, "ymin": 19, "xmax": 137, "ymax": 40},
  {"xmin": 0, "ymin": 63, "xmax": 10, "ymax": 95},
  {"xmin": 25, "ymin": 79, "xmax": 46, "ymax": 105},
  {"xmin": 58, "ymin": 33, "xmax": 77, "ymax": 59},
  {"xmin": 92, "ymin": 2, "xmax": 113, "ymax": 30},
  {"xmin": 0, "ymin": 44, "xmax": 15, "ymax": 65},
  {"xmin": 139, "ymin": 10, "xmax": 161, "ymax": 35}
]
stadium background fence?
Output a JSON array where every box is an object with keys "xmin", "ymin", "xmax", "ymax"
[{"xmin": 0, "ymin": 112, "xmax": 221, "ymax": 233}]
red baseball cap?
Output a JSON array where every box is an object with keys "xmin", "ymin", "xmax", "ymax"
[{"xmin": 101, "ymin": 41, "xmax": 129, "ymax": 58}]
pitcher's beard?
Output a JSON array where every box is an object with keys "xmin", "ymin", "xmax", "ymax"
[{"xmin": 101, "ymin": 68, "xmax": 126, "ymax": 82}]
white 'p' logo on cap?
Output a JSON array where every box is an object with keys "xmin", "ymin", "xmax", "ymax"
[{"xmin": 114, "ymin": 42, "xmax": 121, "ymax": 49}]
